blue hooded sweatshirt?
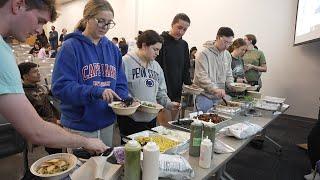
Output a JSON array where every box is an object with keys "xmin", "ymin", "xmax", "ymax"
[{"xmin": 51, "ymin": 31, "xmax": 128, "ymax": 132}]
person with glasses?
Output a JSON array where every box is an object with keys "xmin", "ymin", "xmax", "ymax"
[
  {"xmin": 51, "ymin": 0, "xmax": 129, "ymax": 147},
  {"xmin": 243, "ymin": 34, "xmax": 267, "ymax": 91},
  {"xmin": 193, "ymin": 27, "xmax": 235, "ymax": 113},
  {"xmin": 118, "ymin": 30, "xmax": 180, "ymax": 142},
  {"xmin": 0, "ymin": 0, "xmax": 107, "ymax": 154}
]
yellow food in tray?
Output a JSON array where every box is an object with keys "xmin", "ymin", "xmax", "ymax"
[
  {"xmin": 136, "ymin": 135, "xmax": 179, "ymax": 153},
  {"xmin": 37, "ymin": 158, "xmax": 69, "ymax": 175}
]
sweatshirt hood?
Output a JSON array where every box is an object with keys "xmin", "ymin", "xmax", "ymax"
[
  {"xmin": 64, "ymin": 30, "xmax": 109, "ymax": 46},
  {"xmin": 203, "ymin": 40, "xmax": 221, "ymax": 55},
  {"xmin": 161, "ymin": 31, "xmax": 181, "ymax": 41}
]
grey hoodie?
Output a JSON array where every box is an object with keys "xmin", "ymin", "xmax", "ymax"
[
  {"xmin": 193, "ymin": 41, "xmax": 234, "ymax": 98},
  {"xmin": 122, "ymin": 51, "xmax": 172, "ymax": 122}
]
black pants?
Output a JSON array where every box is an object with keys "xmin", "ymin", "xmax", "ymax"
[
  {"xmin": 45, "ymin": 147, "xmax": 62, "ymax": 155},
  {"xmin": 117, "ymin": 115, "xmax": 157, "ymax": 144},
  {"xmin": 307, "ymin": 121, "xmax": 320, "ymax": 169}
]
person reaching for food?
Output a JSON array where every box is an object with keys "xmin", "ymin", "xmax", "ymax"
[
  {"xmin": 51, "ymin": 0, "xmax": 128, "ymax": 148},
  {"xmin": 118, "ymin": 30, "xmax": 180, "ymax": 141}
]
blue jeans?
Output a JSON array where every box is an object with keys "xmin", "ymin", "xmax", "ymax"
[
  {"xmin": 195, "ymin": 95, "xmax": 220, "ymax": 113},
  {"xmin": 195, "ymin": 94, "xmax": 232, "ymax": 113}
]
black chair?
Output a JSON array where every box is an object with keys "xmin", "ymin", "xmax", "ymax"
[{"xmin": 0, "ymin": 116, "xmax": 29, "ymax": 178}]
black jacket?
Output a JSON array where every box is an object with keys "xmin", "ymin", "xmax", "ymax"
[{"xmin": 156, "ymin": 31, "xmax": 192, "ymax": 102}]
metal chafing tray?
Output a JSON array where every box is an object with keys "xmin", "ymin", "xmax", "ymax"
[
  {"xmin": 125, "ymin": 128, "xmax": 189, "ymax": 155},
  {"xmin": 168, "ymin": 113, "xmax": 233, "ymax": 132}
]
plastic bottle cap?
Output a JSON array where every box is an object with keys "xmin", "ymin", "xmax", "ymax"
[
  {"xmin": 202, "ymin": 137, "xmax": 212, "ymax": 145},
  {"xmin": 192, "ymin": 120, "xmax": 202, "ymax": 125},
  {"xmin": 206, "ymin": 119, "xmax": 215, "ymax": 127},
  {"xmin": 144, "ymin": 142, "xmax": 159, "ymax": 151},
  {"xmin": 127, "ymin": 140, "xmax": 140, "ymax": 148}
]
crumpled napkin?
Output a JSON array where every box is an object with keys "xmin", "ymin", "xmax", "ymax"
[
  {"xmin": 70, "ymin": 156, "xmax": 122, "ymax": 180},
  {"xmin": 214, "ymin": 139, "xmax": 235, "ymax": 153},
  {"xmin": 219, "ymin": 122, "xmax": 262, "ymax": 139}
]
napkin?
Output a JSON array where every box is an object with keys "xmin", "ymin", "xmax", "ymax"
[{"xmin": 70, "ymin": 156, "xmax": 122, "ymax": 180}]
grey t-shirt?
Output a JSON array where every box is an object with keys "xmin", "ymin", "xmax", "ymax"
[{"xmin": 231, "ymin": 56, "xmax": 245, "ymax": 80}]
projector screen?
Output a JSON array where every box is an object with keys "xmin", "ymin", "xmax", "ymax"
[{"xmin": 294, "ymin": 0, "xmax": 320, "ymax": 45}]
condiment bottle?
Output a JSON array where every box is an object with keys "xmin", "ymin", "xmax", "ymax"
[
  {"xmin": 189, "ymin": 120, "xmax": 203, "ymax": 157},
  {"xmin": 203, "ymin": 119, "xmax": 216, "ymax": 158},
  {"xmin": 199, "ymin": 136, "xmax": 212, "ymax": 169},
  {"xmin": 124, "ymin": 139, "xmax": 141, "ymax": 180},
  {"xmin": 142, "ymin": 142, "xmax": 159, "ymax": 180}
]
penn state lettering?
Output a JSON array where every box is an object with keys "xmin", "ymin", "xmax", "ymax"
[
  {"xmin": 132, "ymin": 67, "xmax": 160, "ymax": 82},
  {"xmin": 82, "ymin": 63, "xmax": 116, "ymax": 81}
]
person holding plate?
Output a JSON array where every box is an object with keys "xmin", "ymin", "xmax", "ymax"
[{"xmin": 118, "ymin": 30, "xmax": 180, "ymax": 140}]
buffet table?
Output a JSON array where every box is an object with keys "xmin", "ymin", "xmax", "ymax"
[{"xmin": 180, "ymin": 105, "xmax": 289, "ymax": 180}]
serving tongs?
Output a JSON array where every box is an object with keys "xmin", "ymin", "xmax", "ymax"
[{"xmin": 118, "ymin": 97, "xmax": 134, "ymax": 107}]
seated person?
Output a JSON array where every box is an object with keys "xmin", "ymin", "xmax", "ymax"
[
  {"xmin": 18, "ymin": 62, "xmax": 61, "ymax": 154},
  {"xmin": 29, "ymin": 42, "xmax": 40, "ymax": 57},
  {"xmin": 118, "ymin": 30, "xmax": 180, "ymax": 140},
  {"xmin": 193, "ymin": 27, "xmax": 235, "ymax": 113},
  {"xmin": 37, "ymin": 44, "xmax": 48, "ymax": 59}
]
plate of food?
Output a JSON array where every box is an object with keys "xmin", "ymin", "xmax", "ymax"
[
  {"xmin": 246, "ymin": 85, "xmax": 259, "ymax": 91},
  {"xmin": 138, "ymin": 101, "xmax": 163, "ymax": 114},
  {"xmin": 183, "ymin": 84, "xmax": 204, "ymax": 95},
  {"xmin": 229, "ymin": 82, "xmax": 250, "ymax": 92},
  {"xmin": 109, "ymin": 101, "xmax": 140, "ymax": 116},
  {"xmin": 214, "ymin": 101, "xmax": 243, "ymax": 115},
  {"xmin": 30, "ymin": 153, "xmax": 77, "ymax": 180}
]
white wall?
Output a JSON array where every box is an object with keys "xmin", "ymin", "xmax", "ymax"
[{"xmin": 52, "ymin": 0, "xmax": 320, "ymax": 119}]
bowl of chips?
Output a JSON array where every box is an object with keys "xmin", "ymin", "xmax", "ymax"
[
  {"xmin": 109, "ymin": 101, "xmax": 140, "ymax": 116},
  {"xmin": 138, "ymin": 101, "xmax": 164, "ymax": 114},
  {"xmin": 229, "ymin": 83, "xmax": 250, "ymax": 92},
  {"xmin": 30, "ymin": 153, "xmax": 77, "ymax": 180}
]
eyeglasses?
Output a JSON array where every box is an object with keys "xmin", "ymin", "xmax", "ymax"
[
  {"xmin": 94, "ymin": 18, "xmax": 116, "ymax": 29},
  {"xmin": 220, "ymin": 37, "xmax": 233, "ymax": 46}
]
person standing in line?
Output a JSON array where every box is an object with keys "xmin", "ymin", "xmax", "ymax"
[
  {"xmin": 189, "ymin": 46, "xmax": 197, "ymax": 81},
  {"xmin": 0, "ymin": 0, "xmax": 107, "ymax": 154},
  {"xmin": 228, "ymin": 38, "xmax": 247, "ymax": 83},
  {"xmin": 243, "ymin": 34, "xmax": 267, "ymax": 91},
  {"xmin": 193, "ymin": 27, "xmax": 235, "ymax": 113},
  {"xmin": 51, "ymin": 0, "xmax": 129, "ymax": 147},
  {"xmin": 118, "ymin": 30, "xmax": 180, "ymax": 140},
  {"xmin": 156, "ymin": 13, "xmax": 192, "ymax": 121}
]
